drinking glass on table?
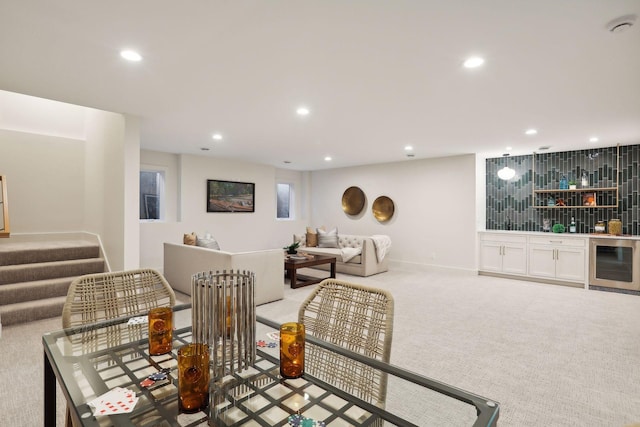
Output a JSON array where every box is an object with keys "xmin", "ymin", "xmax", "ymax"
[
  {"xmin": 148, "ymin": 307, "xmax": 173, "ymax": 355},
  {"xmin": 178, "ymin": 343, "xmax": 210, "ymax": 412},
  {"xmin": 280, "ymin": 322, "xmax": 305, "ymax": 379}
]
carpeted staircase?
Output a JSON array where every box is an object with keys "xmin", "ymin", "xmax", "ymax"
[{"xmin": 0, "ymin": 239, "xmax": 106, "ymax": 326}]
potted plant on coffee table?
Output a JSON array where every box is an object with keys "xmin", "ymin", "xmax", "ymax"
[{"xmin": 283, "ymin": 241, "xmax": 300, "ymax": 255}]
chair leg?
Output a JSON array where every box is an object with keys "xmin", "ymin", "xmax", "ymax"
[{"xmin": 65, "ymin": 405, "xmax": 73, "ymax": 427}]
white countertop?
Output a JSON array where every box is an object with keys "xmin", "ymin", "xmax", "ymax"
[{"xmin": 478, "ymin": 230, "xmax": 640, "ymax": 240}]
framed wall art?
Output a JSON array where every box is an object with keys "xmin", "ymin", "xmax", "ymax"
[
  {"xmin": 582, "ymin": 192, "xmax": 596, "ymax": 207},
  {"xmin": 207, "ymin": 179, "xmax": 255, "ymax": 213}
]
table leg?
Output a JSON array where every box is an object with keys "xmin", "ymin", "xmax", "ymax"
[
  {"xmin": 290, "ymin": 268, "xmax": 299, "ymax": 289},
  {"xmin": 44, "ymin": 352, "xmax": 56, "ymax": 427},
  {"xmin": 330, "ymin": 260, "xmax": 336, "ymax": 279}
]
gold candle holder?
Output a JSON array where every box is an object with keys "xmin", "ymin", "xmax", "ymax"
[
  {"xmin": 148, "ymin": 307, "xmax": 173, "ymax": 355},
  {"xmin": 280, "ymin": 322, "xmax": 305, "ymax": 379}
]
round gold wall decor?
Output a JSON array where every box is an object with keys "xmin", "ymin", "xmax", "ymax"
[
  {"xmin": 341, "ymin": 186, "xmax": 365, "ymax": 215},
  {"xmin": 372, "ymin": 196, "xmax": 394, "ymax": 222}
]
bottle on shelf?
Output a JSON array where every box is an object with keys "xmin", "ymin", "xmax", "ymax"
[
  {"xmin": 569, "ymin": 217, "xmax": 576, "ymax": 233},
  {"xmin": 559, "ymin": 175, "xmax": 568, "ymax": 190},
  {"xmin": 581, "ymin": 170, "xmax": 589, "ymax": 188}
]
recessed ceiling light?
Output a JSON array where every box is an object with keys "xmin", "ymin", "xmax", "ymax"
[
  {"xmin": 404, "ymin": 145, "xmax": 413, "ymax": 151},
  {"xmin": 324, "ymin": 156, "xmax": 332, "ymax": 162},
  {"xmin": 463, "ymin": 56, "xmax": 485, "ymax": 68},
  {"xmin": 525, "ymin": 129, "xmax": 538, "ymax": 136},
  {"xmin": 589, "ymin": 137, "xmax": 599, "ymax": 143},
  {"xmin": 505, "ymin": 146, "xmax": 513, "ymax": 151},
  {"xmin": 212, "ymin": 133, "xmax": 223, "ymax": 140},
  {"xmin": 296, "ymin": 107, "xmax": 310, "ymax": 116},
  {"xmin": 607, "ymin": 15, "xmax": 636, "ymax": 33},
  {"xmin": 120, "ymin": 50, "xmax": 142, "ymax": 62}
]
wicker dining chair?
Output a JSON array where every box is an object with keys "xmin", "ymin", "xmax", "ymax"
[
  {"xmin": 62, "ymin": 268, "xmax": 176, "ymax": 328},
  {"xmin": 298, "ymin": 279, "xmax": 394, "ymax": 423},
  {"xmin": 61, "ymin": 268, "xmax": 176, "ymax": 426}
]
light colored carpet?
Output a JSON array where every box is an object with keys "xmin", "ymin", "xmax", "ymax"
[{"xmin": 1, "ymin": 267, "xmax": 639, "ymax": 426}]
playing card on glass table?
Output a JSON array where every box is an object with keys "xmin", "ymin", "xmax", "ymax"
[
  {"xmin": 89, "ymin": 387, "xmax": 139, "ymax": 415},
  {"xmin": 127, "ymin": 316, "xmax": 148, "ymax": 325}
]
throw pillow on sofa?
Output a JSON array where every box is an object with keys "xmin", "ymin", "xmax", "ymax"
[
  {"xmin": 183, "ymin": 232, "xmax": 196, "ymax": 246},
  {"xmin": 196, "ymin": 233, "xmax": 220, "ymax": 250},
  {"xmin": 305, "ymin": 225, "xmax": 324, "ymax": 247},
  {"xmin": 293, "ymin": 234, "xmax": 306, "ymax": 247},
  {"xmin": 317, "ymin": 227, "xmax": 339, "ymax": 248},
  {"xmin": 306, "ymin": 232, "xmax": 318, "ymax": 247}
]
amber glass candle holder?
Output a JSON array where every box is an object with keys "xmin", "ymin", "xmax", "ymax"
[
  {"xmin": 280, "ymin": 322, "xmax": 305, "ymax": 379},
  {"xmin": 148, "ymin": 307, "xmax": 173, "ymax": 355},
  {"xmin": 178, "ymin": 343, "xmax": 210, "ymax": 413}
]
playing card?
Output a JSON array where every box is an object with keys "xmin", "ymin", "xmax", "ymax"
[
  {"xmin": 90, "ymin": 387, "xmax": 139, "ymax": 415},
  {"xmin": 127, "ymin": 316, "xmax": 148, "ymax": 325},
  {"xmin": 267, "ymin": 331, "xmax": 280, "ymax": 340}
]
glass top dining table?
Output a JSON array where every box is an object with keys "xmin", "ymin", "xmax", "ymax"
[{"xmin": 43, "ymin": 304, "xmax": 499, "ymax": 427}]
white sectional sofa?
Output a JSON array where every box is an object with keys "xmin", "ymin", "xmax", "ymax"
[
  {"xmin": 163, "ymin": 243, "xmax": 284, "ymax": 305},
  {"xmin": 293, "ymin": 234, "xmax": 389, "ymax": 277}
]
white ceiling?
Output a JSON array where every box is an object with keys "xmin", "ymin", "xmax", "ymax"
[{"xmin": 1, "ymin": 1, "xmax": 639, "ymax": 171}]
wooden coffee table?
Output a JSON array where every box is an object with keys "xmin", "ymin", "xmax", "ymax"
[{"xmin": 284, "ymin": 254, "xmax": 337, "ymax": 289}]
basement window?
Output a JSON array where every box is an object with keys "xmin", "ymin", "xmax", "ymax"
[
  {"xmin": 140, "ymin": 170, "xmax": 164, "ymax": 220},
  {"xmin": 276, "ymin": 182, "xmax": 294, "ymax": 220}
]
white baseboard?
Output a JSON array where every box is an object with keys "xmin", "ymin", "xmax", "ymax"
[{"xmin": 388, "ymin": 259, "xmax": 477, "ymax": 275}]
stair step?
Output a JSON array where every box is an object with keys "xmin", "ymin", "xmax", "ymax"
[
  {"xmin": 0, "ymin": 238, "xmax": 108, "ymax": 326},
  {"xmin": 0, "ymin": 296, "xmax": 67, "ymax": 327},
  {"xmin": 0, "ymin": 240, "xmax": 99, "ymax": 266},
  {"xmin": 0, "ymin": 277, "xmax": 74, "ymax": 305},
  {"xmin": 0, "ymin": 258, "xmax": 105, "ymax": 285}
]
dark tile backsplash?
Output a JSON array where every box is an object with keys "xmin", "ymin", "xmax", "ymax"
[{"xmin": 486, "ymin": 144, "xmax": 639, "ymax": 235}]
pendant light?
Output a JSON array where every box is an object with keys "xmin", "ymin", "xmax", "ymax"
[{"xmin": 497, "ymin": 154, "xmax": 516, "ymax": 180}]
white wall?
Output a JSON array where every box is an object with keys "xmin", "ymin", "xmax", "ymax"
[
  {"xmin": 0, "ymin": 90, "xmax": 86, "ymax": 140},
  {"xmin": 2, "ymin": 88, "xmax": 481, "ymax": 274},
  {"xmin": 0, "ymin": 92, "xmax": 139, "ymax": 272},
  {"xmin": 2, "ymin": 122, "xmax": 480, "ymax": 274},
  {"xmin": 0, "ymin": 129, "xmax": 85, "ymax": 232},
  {"xmin": 139, "ymin": 152, "xmax": 309, "ymax": 271},
  {"xmin": 123, "ymin": 116, "xmax": 141, "ymax": 269},
  {"xmin": 83, "ymin": 109, "xmax": 140, "ymax": 271},
  {"xmin": 179, "ymin": 154, "xmax": 278, "ymax": 251},
  {"xmin": 309, "ymin": 154, "xmax": 478, "ymax": 271}
]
